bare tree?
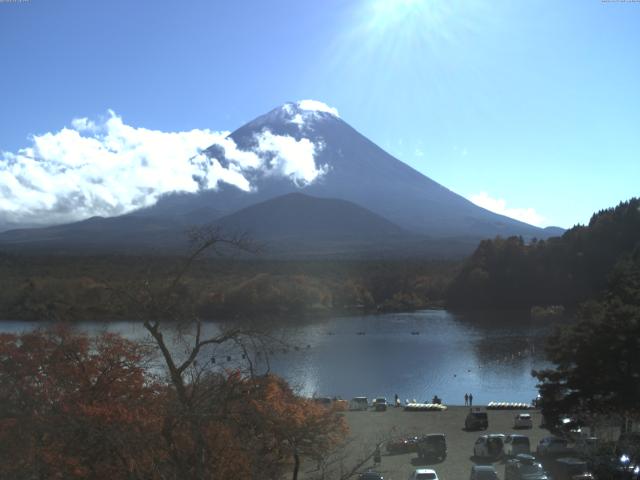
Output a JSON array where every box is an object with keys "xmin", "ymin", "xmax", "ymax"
[
  {"xmin": 109, "ymin": 226, "xmax": 347, "ymax": 480},
  {"xmin": 109, "ymin": 226, "xmax": 262, "ymax": 478}
]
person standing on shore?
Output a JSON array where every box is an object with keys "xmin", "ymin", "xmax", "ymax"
[
  {"xmin": 469, "ymin": 393, "xmax": 473, "ymax": 406},
  {"xmin": 464, "ymin": 393, "xmax": 469, "ymax": 406}
]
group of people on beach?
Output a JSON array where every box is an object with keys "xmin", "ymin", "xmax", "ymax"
[{"xmin": 464, "ymin": 393, "xmax": 474, "ymax": 406}]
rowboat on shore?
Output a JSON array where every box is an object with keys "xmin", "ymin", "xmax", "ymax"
[
  {"xmin": 487, "ymin": 401, "xmax": 533, "ymax": 410},
  {"xmin": 404, "ymin": 403, "xmax": 448, "ymax": 412}
]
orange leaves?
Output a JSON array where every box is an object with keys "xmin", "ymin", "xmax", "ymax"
[
  {"xmin": 0, "ymin": 327, "xmax": 348, "ymax": 480},
  {"xmin": 0, "ymin": 326, "xmax": 165, "ymax": 480}
]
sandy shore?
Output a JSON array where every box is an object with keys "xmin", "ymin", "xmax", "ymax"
[{"xmin": 300, "ymin": 405, "xmax": 549, "ymax": 480}]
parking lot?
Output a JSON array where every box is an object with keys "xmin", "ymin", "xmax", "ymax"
[{"xmin": 301, "ymin": 406, "xmax": 551, "ymax": 480}]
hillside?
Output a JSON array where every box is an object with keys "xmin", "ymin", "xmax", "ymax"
[
  {"xmin": 446, "ymin": 198, "xmax": 640, "ymax": 309},
  {"xmin": 216, "ymin": 192, "xmax": 405, "ymax": 240}
]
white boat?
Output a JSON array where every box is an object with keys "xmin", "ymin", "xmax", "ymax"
[{"xmin": 403, "ymin": 403, "xmax": 448, "ymax": 412}]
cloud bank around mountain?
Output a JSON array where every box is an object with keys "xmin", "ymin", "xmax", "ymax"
[
  {"xmin": 0, "ymin": 110, "xmax": 326, "ymax": 227},
  {"xmin": 469, "ymin": 191, "xmax": 546, "ymax": 227}
]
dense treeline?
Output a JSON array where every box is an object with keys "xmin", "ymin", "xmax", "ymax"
[
  {"xmin": 447, "ymin": 198, "xmax": 640, "ymax": 309},
  {"xmin": 534, "ymin": 246, "xmax": 640, "ymax": 429},
  {"xmin": 0, "ymin": 254, "xmax": 455, "ymax": 321}
]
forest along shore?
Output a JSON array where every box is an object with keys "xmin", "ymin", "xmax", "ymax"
[{"xmin": 301, "ymin": 407, "xmax": 548, "ymax": 480}]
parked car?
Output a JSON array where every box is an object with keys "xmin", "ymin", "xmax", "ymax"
[
  {"xmin": 504, "ymin": 434, "xmax": 531, "ymax": 456},
  {"xmin": 333, "ymin": 399, "xmax": 349, "ymax": 411},
  {"xmin": 387, "ymin": 436, "xmax": 420, "ymax": 454},
  {"xmin": 470, "ymin": 465, "xmax": 499, "ymax": 480},
  {"xmin": 514, "ymin": 413, "xmax": 533, "ymax": 429},
  {"xmin": 617, "ymin": 432, "xmax": 640, "ymax": 451},
  {"xmin": 474, "ymin": 434, "xmax": 506, "ymax": 458},
  {"xmin": 417, "ymin": 434, "xmax": 447, "ymax": 461},
  {"xmin": 466, "ymin": 409, "xmax": 489, "ymax": 430},
  {"xmin": 536, "ymin": 436, "xmax": 573, "ymax": 457},
  {"xmin": 575, "ymin": 436, "xmax": 599, "ymax": 456},
  {"xmin": 558, "ymin": 417, "xmax": 584, "ymax": 440},
  {"xmin": 408, "ymin": 468, "xmax": 439, "ymax": 480},
  {"xmin": 616, "ymin": 432, "xmax": 640, "ymax": 461},
  {"xmin": 313, "ymin": 397, "xmax": 333, "ymax": 408},
  {"xmin": 618, "ymin": 454, "xmax": 640, "ymax": 480},
  {"xmin": 589, "ymin": 453, "xmax": 640, "ymax": 480},
  {"xmin": 505, "ymin": 454, "xmax": 550, "ymax": 480},
  {"xmin": 373, "ymin": 397, "xmax": 388, "ymax": 411},
  {"xmin": 551, "ymin": 457, "xmax": 594, "ymax": 480},
  {"xmin": 350, "ymin": 397, "xmax": 369, "ymax": 411},
  {"xmin": 359, "ymin": 470, "xmax": 384, "ymax": 480}
]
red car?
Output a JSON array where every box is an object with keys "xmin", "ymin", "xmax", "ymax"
[{"xmin": 386, "ymin": 436, "xmax": 420, "ymax": 454}]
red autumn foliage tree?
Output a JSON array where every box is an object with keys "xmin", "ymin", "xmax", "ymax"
[
  {"xmin": 0, "ymin": 326, "xmax": 166, "ymax": 480},
  {"xmin": 0, "ymin": 327, "xmax": 348, "ymax": 480}
]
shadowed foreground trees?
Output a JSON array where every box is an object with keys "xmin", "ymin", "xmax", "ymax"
[
  {"xmin": 533, "ymin": 248, "xmax": 640, "ymax": 430},
  {"xmin": 0, "ymin": 327, "xmax": 347, "ymax": 480}
]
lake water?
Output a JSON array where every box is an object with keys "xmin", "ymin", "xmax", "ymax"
[{"xmin": 0, "ymin": 309, "xmax": 555, "ymax": 405}]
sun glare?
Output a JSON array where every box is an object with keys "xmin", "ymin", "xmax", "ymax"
[{"xmin": 367, "ymin": 0, "xmax": 451, "ymax": 33}]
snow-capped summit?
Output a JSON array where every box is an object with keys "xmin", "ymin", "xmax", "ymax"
[
  {"xmin": 284, "ymin": 100, "xmax": 340, "ymax": 128},
  {"xmin": 294, "ymin": 100, "xmax": 340, "ymax": 117},
  {"xmin": 240, "ymin": 100, "xmax": 341, "ymax": 136}
]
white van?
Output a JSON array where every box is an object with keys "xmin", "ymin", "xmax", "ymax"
[
  {"xmin": 514, "ymin": 413, "xmax": 533, "ymax": 429},
  {"xmin": 350, "ymin": 396, "xmax": 369, "ymax": 411},
  {"xmin": 473, "ymin": 434, "xmax": 506, "ymax": 458}
]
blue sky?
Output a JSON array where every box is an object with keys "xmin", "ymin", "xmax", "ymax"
[{"xmin": 1, "ymin": 0, "xmax": 639, "ymax": 228}]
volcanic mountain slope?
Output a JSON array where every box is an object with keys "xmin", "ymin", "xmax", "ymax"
[
  {"xmin": 0, "ymin": 192, "xmax": 483, "ymax": 258},
  {"xmin": 0, "ymin": 101, "xmax": 562, "ymax": 256},
  {"xmin": 144, "ymin": 101, "xmax": 557, "ymax": 240},
  {"xmin": 216, "ymin": 192, "xmax": 405, "ymax": 241}
]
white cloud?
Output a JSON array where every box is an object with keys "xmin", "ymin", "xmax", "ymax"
[
  {"xmin": 256, "ymin": 131, "xmax": 328, "ymax": 186},
  {"xmin": 469, "ymin": 191, "xmax": 546, "ymax": 227},
  {"xmin": 297, "ymin": 100, "xmax": 340, "ymax": 117},
  {"xmin": 0, "ymin": 111, "xmax": 328, "ymax": 226}
]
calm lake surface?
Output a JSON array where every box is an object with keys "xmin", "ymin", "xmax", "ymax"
[{"xmin": 0, "ymin": 309, "xmax": 556, "ymax": 405}]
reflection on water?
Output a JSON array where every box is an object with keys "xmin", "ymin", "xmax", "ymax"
[{"xmin": 0, "ymin": 309, "xmax": 556, "ymax": 405}]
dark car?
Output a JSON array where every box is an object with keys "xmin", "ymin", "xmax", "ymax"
[
  {"xmin": 373, "ymin": 397, "xmax": 388, "ymax": 411},
  {"xmin": 505, "ymin": 454, "xmax": 550, "ymax": 480},
  {"xmin": 465, "ymin": 409, "xmax": 489, "ymax": 430},
  {"xmin": 616, "ymin": 432, "xmax": 640, "ymax": 461},
  {"xmin": 557, "ymin": 417, "xmax": 584, "ymax": 440},
  {"xmin": 417, "ymin": 434, "xmax": 447, "ymax": 461},
  {"xmin": 386, "ymin": 435, "xmax": 420, "ymax": 454},
  {"xmin": 589, "ymin": 454, "xmax": 640, "ymax": 480},
  {"xmin": 470, "ymin": 465, "xmax": 499, "ymax": 480},
  {"xmin": 537, "ymin": 436, "xmax": 573, "ymax": 457},
  {"xmin": 359, "ymin": 470, "xmax": 384, "ymax": 480},
  {"xmin": 313, "ymin": 397, "xmax": 333, "ymax": 407},
  {"xmin": 551, "ymin": 457, "xmax": 593, "ymax": 480}
]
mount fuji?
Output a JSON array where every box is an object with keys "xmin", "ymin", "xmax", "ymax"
[{"xmin": 0, "ymin": 101, "xmax": 562, "ymax": 257}]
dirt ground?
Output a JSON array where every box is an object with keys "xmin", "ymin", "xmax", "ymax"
[{"xmin": 300, "ymin": 406, "xmax": 550, "ymax": 480}]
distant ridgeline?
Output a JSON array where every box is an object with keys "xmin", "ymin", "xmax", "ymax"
[{"xmin": 446, "ymin": 198, "xmax": 640, "ymax": 310}]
